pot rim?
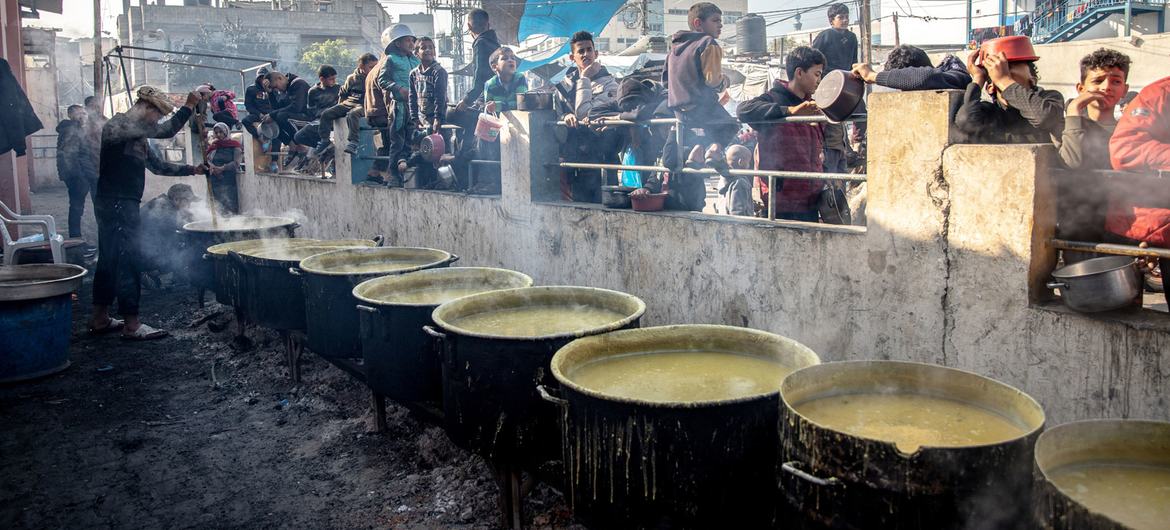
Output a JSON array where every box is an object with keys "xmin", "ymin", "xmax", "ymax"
[
  {"xmin": 551, "ymin": 324, "xmax": 821, "ymax": 409},
  {"xmin": 205, "ymin": 238, "xmax": 318, "ymax": 258},
  {"xmin": 431, "ymin": 285, "xmax": 646, "ymax": 341},
  {"xmin": 237, "ymin": 241, "xmax": 377, "ymax": 267},
  {"xmin": 298, "ymin": 246, "xmax": 453, "ymax": 277},
  {"xmin": 0, "ymin": 263, "xmax": 88, "ymax": 301},
  {"xmin": 352, "ymin": 266, "xmax": 534, "ymax": 308},
  {"xmin": 181, "ymin": 215, "xmax": 296, "ymax": 233},
  {"xmin": 1051, "ymin": 255, "xmax": 1138, "ymax": 279},
  {"xmin": 1033, "ymin": 419, "xmax": 1170, "ymax": 526},
  {"xmin": 780, "ymin": 360, "xmax": 1047, "ymax": 453}
]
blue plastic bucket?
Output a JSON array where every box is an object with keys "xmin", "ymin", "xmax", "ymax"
[{"xmin": 0, "ymin": 264, "xmax": 86, "ymax": 383}]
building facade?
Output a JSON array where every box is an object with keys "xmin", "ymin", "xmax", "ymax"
[
  {"xmin": 118, "ymin": 0, "xmax": 392, "ymax": 91},
  {"xmin": 597, "ymin": 0, "xmax": 746, "ymax": 53}
]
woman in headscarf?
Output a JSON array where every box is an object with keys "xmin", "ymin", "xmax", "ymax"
[{"xmin": 205, "ymin": 122, "xmax": 243, "ymax": 214}]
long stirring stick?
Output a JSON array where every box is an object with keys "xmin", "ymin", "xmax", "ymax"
[{"xmin": 194, "ymin": 108, "xmax": 219, "ymax": 227}]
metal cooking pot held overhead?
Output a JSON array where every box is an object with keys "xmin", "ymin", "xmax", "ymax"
[{"xmin": 1047, "ymin": 256, "xmax": 1141, "ymax": 313}]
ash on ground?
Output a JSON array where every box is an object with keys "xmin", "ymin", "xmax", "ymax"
[{"xmin": 0, "ymin": 268, "xmax": 580, "ymax": 528}]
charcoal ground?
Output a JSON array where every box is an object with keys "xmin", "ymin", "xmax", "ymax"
[{"xmin": 0, "ymin": 185, "xmax": 578, "ymax": 529}]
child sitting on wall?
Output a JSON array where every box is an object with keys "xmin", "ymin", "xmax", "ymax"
[
  {"xmin": 662, "ymin": 2, "xmax": 738, "ymax": 174},
  {"xmin": 468, "ymin": 46, "xmax": 528, "ymax": 195},
  {"xmin": 400, "ymin": 36, "xmax": 449, "ymax": 189}
]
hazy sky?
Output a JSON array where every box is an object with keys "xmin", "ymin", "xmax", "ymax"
[{"xmin": 33, "ymin": 0, "xmax": 829, "ymax": 40}]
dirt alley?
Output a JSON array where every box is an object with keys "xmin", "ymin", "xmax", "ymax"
[{"xmin": 0, "ymin": 185, "xmax": 578, "ymax": 529}]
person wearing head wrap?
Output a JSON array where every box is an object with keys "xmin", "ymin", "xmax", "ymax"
[
  {"xmin": 88, "ymin": 85, "xmax": 205, "ymax": 341},
  {"xmin": 139, "ymin": 183, "xmax": 201, "ymax": 287},
  {"xmin": 205, "ymin": 122, "xmax": 243, "ymax": 213}
]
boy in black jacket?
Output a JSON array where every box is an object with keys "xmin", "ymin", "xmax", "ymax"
[
  {"xmin": 290, "ymin": 65, "xmax": 341, "ymax": 172},
  {"xmin": 314, "ymin": 53, "xmax": 378, "ymax": 157},
  {"xmin": 955, "ymin": 38, "xmax": 1064, "ymax": 144}
]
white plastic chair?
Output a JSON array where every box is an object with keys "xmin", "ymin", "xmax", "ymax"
[{"xmin": 0, "ymin": 200, "xmax": 64, "ymax": 264}]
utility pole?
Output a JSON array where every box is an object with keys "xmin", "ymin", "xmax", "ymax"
[
  {"xmin": 966, "ymin": 0, "xmax": 973, "ymax": 48},
  {"xmin": 893, "ymin": 12, "xmax": 900, "ymax": 46},
  {"xmin": 1124, "ymin": 0, "xmax": 1133, "ymax": 37},
  {"xmin": 859, "ymin": 0, "xmax": 872, "ymax": 64},
  {"xmin": 640, "ymin": 0, "xmax": 649, "ymax": 35},
  {"xmin": 93, "ymin": 0, "xmax": 102, "ymax": 98}
]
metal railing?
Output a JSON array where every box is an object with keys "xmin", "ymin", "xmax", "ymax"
[
  {"xmin": 1052, "ymin": 239, "xmax": 1170, "ymax": 260},
  {"xmin": 554, "ymin": 113, "xmax": 867, "ymax": 221},
  {"xmin": 1032, "ymin": 0, "xmax": 1166, "ymax": 42}
]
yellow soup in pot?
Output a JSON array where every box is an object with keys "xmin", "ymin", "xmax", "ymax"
[
  {"xmin": 448, "ymin": 305, "xmax": 628, "ymax": 337},
  {"xmin": 379, "ymin": 286, "xmax": 503, "ymax": 305},
  {"xmin": 793, "ymin": 394, "xmax": 1029, "ymax": 453},
  {"xmin": 568, "ymin": 351, "xmax": 794, "ymax": 403},
  {"xmin": 1047, "ymin": 462, "xmax": 1170, "ymax": 530}
]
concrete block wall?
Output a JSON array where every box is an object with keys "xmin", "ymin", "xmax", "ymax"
[{"xmin": 210, "ymin": 90, "xmax": 1170, "ymax": 426}]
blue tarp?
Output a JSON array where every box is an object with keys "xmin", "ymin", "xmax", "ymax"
[{"xmin": 493, "ymin": 0, "xmax": 627, "ymax": 72}]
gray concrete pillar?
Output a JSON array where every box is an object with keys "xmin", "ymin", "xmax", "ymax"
[{"xmin": 500, "ymin": 110, "xmax": 559, "ymax": 205}]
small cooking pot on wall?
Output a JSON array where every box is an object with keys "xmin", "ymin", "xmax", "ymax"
[
  {"xmin": 813, "ymin": 70, "xmax": 865, "ymax": 122},
  {"xmin": 517, "ymin": 92, "xmax": 553, "ymax": 111},
  {"xmin": 1047, "ymin": 255, "xmax": 1141, "ymax": 312}
]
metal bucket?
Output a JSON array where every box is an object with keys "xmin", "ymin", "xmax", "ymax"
[
  {"xmin": 0, "ymin": 264, "xmax": 87, "ymax": 382},
  {"xmin": 352, "ymin": 267, "xmax": 533, "ymax": 405},
  {"xmin": 547, "ymin": 325, "xmax": 820, "ymax": 528},
  {"xmin": 1034, "ymin": 419, "xmax": 1170, "ymax": 530},
  {"xmin": 429, "ymin": 286, "xmax": 645, "ymax": 471},
  {"xmin": 779, "ymin": 360, "xmax": 1046, "ymax": 529},
  {"xmin": 297, "ymin": 247, "xmax": 458, "ymax": 359}
]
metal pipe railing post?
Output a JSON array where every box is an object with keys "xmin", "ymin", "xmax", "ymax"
[{"xmin": 767, "ymin": 175, "xmax": 776, "ymax": 221}]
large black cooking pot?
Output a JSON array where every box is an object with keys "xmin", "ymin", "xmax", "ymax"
[
  {"xmin": 181, "ymin": 216, "xmax": 299, "ymax": 290},
  {"xmin": 232, "ymin": 240, "xmax": 376, "ymax": 330},
  {"xmin": 1033, "ymin": 419, "xmax": 1170, "ymax": 530},
  {"xmin": 546, "ymin": 325, "xmax": 821, "ymax": 528},
  {"xmin": 428, "ymin": 286, "xmax": 645, "ymax": 471},
  {"xmin": 353, "ymin": 267, "xmax": 533, "ymax": 405},
  {"xmin": 205, "ymin": 238, "xmax": 319, "ymax": 308},
  {"xmin": 296, "ymin": 247, "xmax": 458, "ymax": 359},
  {"xmin": 778, "ymin": 361, "xmax": 1046, "ymax": 529}
]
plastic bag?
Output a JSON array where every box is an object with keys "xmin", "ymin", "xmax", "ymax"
[{"xmin": 619, "ymin": 148, "xmax": 641, "ymax": 187}]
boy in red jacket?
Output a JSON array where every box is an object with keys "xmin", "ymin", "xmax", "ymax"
[
  {"xmin": 736, "ymin": 46, "xmax": 825, "ymax": 221},
  {"xmin": 1108, "ymin": 75, "xmax": 1170, "ymax": 303}
]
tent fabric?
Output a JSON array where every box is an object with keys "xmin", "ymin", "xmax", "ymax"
[{"xmin": 486, "ymin": 0, "xmax": 628, "ymax": 72}]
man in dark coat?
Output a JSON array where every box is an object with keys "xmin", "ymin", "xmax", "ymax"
[
  {"xmin": 88, "ymin": 86, "xmax": 203, "ymax": 341},
  {"xmin": 56, "ymin": 105, "xmax": 98, "ymax": 238}
]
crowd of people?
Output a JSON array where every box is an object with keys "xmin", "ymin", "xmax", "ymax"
[{"xmin": 54, "ymin": 2, "xmax": 1168, "ymax": 337}]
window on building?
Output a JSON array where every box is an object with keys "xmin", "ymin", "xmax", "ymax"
[{"xmin": 667, "ymin": 8, "xmax": 688, "ymax": 15}]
